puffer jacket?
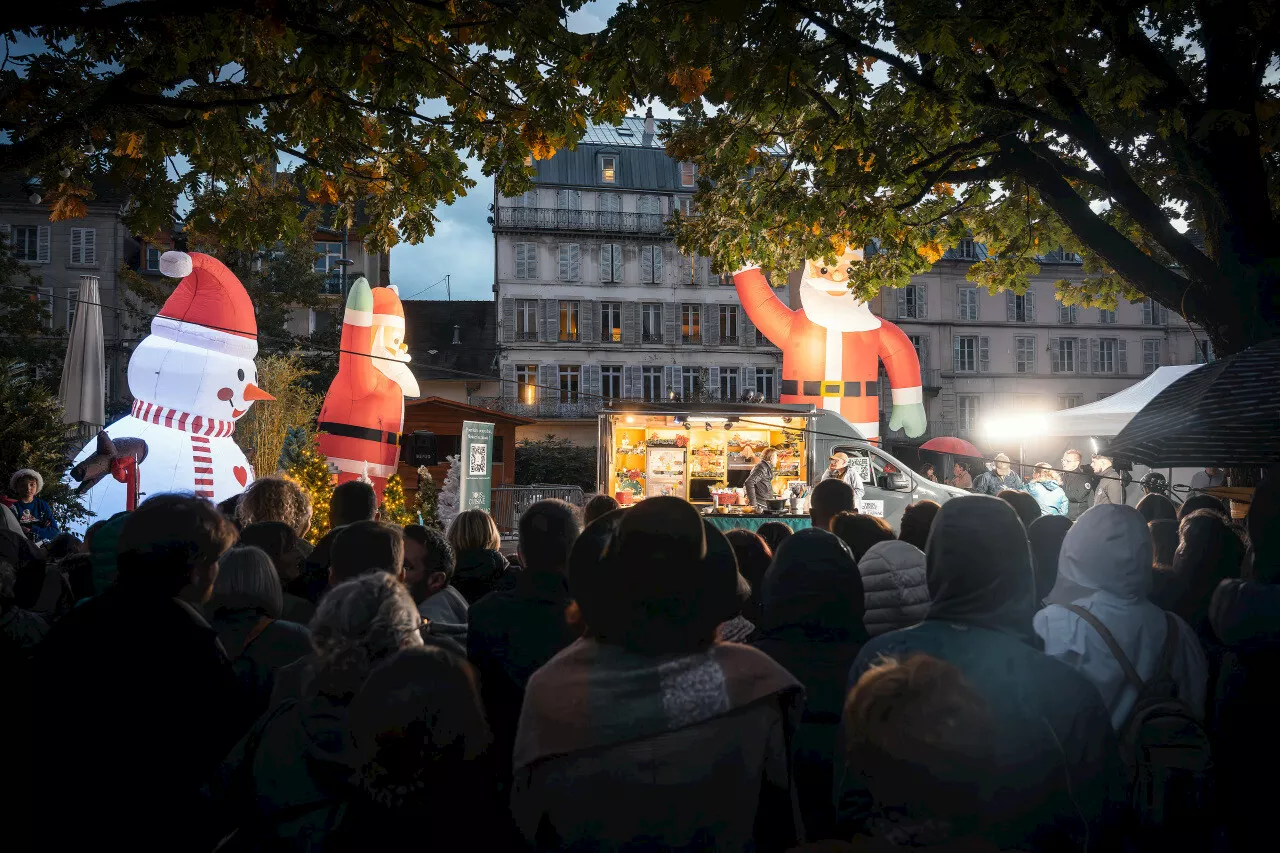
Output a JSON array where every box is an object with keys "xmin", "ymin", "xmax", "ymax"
[
  {"xmin": 1026, "ymin": 480, "xmax": 1069, "ymax": 516},
  {"xmin": 857, "ymin": 540, "xmax": 930, "ymax": 637}
]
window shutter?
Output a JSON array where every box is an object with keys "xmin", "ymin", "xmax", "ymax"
[
  {"xmin": 538, "ymin": 299, "xmax": 553, "ymax": 343},
  {"xmin": 558, "ymin": 244, "xmax": 570, "ymax": 281},
  {"xmin": 955, "ymin": 290, "xmax": 965, "ymax": 320},
  {"xmin": 917, "ymin": 285, "xmax": 928, "ymax": 319},
  {"xmin": 896, "ymin": 288, "xmax": 906, "ymax": 319},
  {"xmin": 1075, "ymin": 338, "xmax": 1087, "ymax": 374},
  {"xmin": 663, "ymin": 365, "xmax": 677, "ymax": 398},
  {"xmin": 1024, "ymin": 289, "xmax": 1036, "ymax": 321},
  {"xmin": 500, "ymin": 362, "xmax": 516, "ymax": 399},
  {"xmin": 569, "ymin": 243, "xmax": 580, "ymax": 280},
  {"xmin": 538, "ymin": 364, "xmax": 556, "ymax": 406},
  {"xmin": 1006, "ymin": 291, "xmax": 1016, "ymax": 322},
  {"xmin": 502, "ymin": 298, "xmax": 515, "ymax": 343},
  {"xmin": 71, "ymin": 228, "xmax": 83, "ymax": 264},
  {"xmin": 920, "ymin": 336, "xmax": 930, "ymax": 369},
  {"xmin": 1143, "ymin": 300, "xmax": 1152, "ymax": 325},
  {"xmin": 1118, "ymin": 339, "xmax": 1128, "ymax": 374},
  {"xmin": 584, "ymin": 364, "xmax": 602, "ymax": 400},
  {"xmin": 1090, "ymin": 338, "xmax": 1100, "ymax": 373},
  {"xmin": 515, "ymin": 244, "xmax": 527, "ymax": 279},
  {"xmin": 1159, "ymin": 304, "xmax": 1170, "ymax": 325},
  {"xmin": 1026, "ymin": 337, "xmax": 1037, "ymax": 372},
  {"xmin": 653, "ymin": 246, "xmax": 663, "ymax": 283},
  {"xmin": 584, "ymin": 299, "xmax": 599, "ymax": 344},
  {"xmin": 37, "ymin": 226, "xmax": 50, "ymax": 262},
  {"xmin": 697, "ymin": 257, "xmax": 708, "ymax": 286},
  {"xmin": 1050, "ymin": 337, "xmax": 1060, "ymax": 373},
  {"xmin": 624, "ymin": 365, "xmax": 640, "ymax": 399},
  {"xmin": 742, "ymin": 312, "xmax": 756, "ymax": 348},
  {"xmin": 623, "ymin": 301, "xmax": 639, "ymax": 345},
  {"xmin": 705, "ymin": 302, "xmax": 720, "ymax": 345},
  {"xmin": 953, "ymin": 336, "xmax": 961, "ymax": 371},
  {"xmin": 1059, "ymin": 304, "xmax": 1068, "ymax": 324},
  {"xmin": 640, "ymin": 246, "xmax": 653, "ymax": 283},
  {"xmin": 664, "ymin": 301, "xmax": 680, "ymax": 344},
  {"xmin": 979, "ymin": 337, "xmax": 990, "ymax": 373}
]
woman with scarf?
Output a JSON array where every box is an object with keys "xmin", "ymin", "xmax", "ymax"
[
  {"xmin": 753, "ymin": 527, "xmax": 868, "ymax": 839},
  {"xmin": 513, "ymin": 497, "xmax": 803, "ymax": 852},
  {"xmin": 837, "ymin": 496, "xmax": 1123, "ymax": 852}
]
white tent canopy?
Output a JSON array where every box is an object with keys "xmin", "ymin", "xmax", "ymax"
[{"xmin": 1040, "ymin": 364, "xmax": 1203, "ymax": 438}]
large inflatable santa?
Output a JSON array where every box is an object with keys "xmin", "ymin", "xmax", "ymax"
[
  {"xmin": 317, "ymin": 279, "xmax": 419, "ymax": 501},
  {"xmin": 69, "ymin": 251, "xmax": 274, "ymax": 524},
  {"xmin": 734, "ymin": 248, "xmax": 926, "ymax": 442}
]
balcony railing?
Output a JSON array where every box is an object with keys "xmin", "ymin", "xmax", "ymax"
[
  {"xmin": 472, "ymin": 395, "xmax": 606, "ymax": 419},
  {"xmin": 720, "ymin": 334, "xmax": 739, "ymax": 345},
  {"xmin": 641, "ymin": 332, "xmax": 662, "ymax": 343},
  {"xmin": 682, "ymin": 334, "xmax": 701, "ymax": 345},
  {"xmin": 514, "ymin": 331, "xmax": 537, "ymax": 342},
  {"xmin": 495, "ymin": 207, "xmax": 671, "ymax": 235}
]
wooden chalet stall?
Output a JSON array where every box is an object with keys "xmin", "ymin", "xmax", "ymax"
[{"xmin": 397, "ymin": 397, "xmax": 534, "ymax": 500}]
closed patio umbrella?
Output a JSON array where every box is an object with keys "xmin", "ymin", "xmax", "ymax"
[{"xmin": 58, "ymin": 275, "xmax": 105, "ymax": 441}]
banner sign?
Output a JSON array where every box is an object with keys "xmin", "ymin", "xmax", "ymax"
[
  {"xmin": 850, "ymin": 456, "xmax": 873, "ymax": 484},
  {"xmin": 857, "ymin": 499, "xmax": 885, "ymax": 517},
  {"xmin": 460, "ymin": 420, "xmax": 495, "ymax": 512}
]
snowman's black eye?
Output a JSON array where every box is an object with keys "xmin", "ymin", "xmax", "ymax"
[
  {"xmin": 819, "ymin": 267, "xmax": 828, "ymax": 275},
  {"xmin": 847, "ymin": 266, "xmax": 854, "ymax": 274},
  {"xmin": 237, "ymin": 369, "xmax": 245, "ymax": 381}
]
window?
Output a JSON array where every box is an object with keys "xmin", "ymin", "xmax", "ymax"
[
  {"xmin": 559, "ymin": 365, "xmax": 581, "ymax": 403},
  {"xmin": 684, "ymin": 255, "xmax": 708, "ymax": 286},
  {"xmin": 641, "ymin": 303, "xmax": 662, "ymax": 343},
  {"xmin": 557, "ymin": 243, "xmax": 581, "ymax": 281},
  {"xmin": 515, "ymin": 364, "xmax": 537, "ymax": 404},
  {"xmin": 37, "ymin": 287, "xmax": 54, "ymax": 330},
  {"xmin": 600, "ymin": 243, "xmax": 622, "ymax": 282},
  {"xmin": 898, "ymin": 284, "xmax": 926, "ymax": 319},
  {"xmin": 954, "ymin": 335, "xmax": 978, "ymax": 372},
  {"xmin": 680, "ymin": 161, "xmax": 696, "ymax": 188},
  {"xmin": 601, "ymin": 365, "xmax": 623, "ymax": 400},
  {"xmin": 955, "ymin": 239, "xmax": 978, "ymax": 260},
  {"xmin": 600, "ymin": 155, "xmax": 617, "ymax": 183},
  {"xmin": 755, "ymin": 368, "xmax": 777, "ymax": 401},
  {"xmin": 958, "ymin": 395, "xmax": 981, "ymax": 432},
  {"xmin": 1059, "ymin": 303, "xmax": 1078, "ymax": 324},
  {"xmin": 558, "ymin": 301, "xmax": 580, "ymax": 342},
  {"xmin": 514, "ymin": 299, "xmax": 537, "ymax": 341},
  {"xmin": 70, "ymin": 227, "xmax": 96, "ymax": 265},
  {"xmin": 314, "ymin": 241, "xmax": 342, "ymax": 272},
  {"xmin": 524, "ymin": 154, "xmax": 534, "ymax": 167},
  {"xmin": 676, "ymin": 196, "xmax": 696, "ymax": 216},
  {"xmin": 146, "ymin": 246, "xmax": 162, "ymax": 271},
  {"xmin": 638, "ymin": 195, "xmax": 661, "ymax": 228},
  {"xmin": 598, "ymin": 192, "xmax": 622, "ymax": 229},
  {"xmin": 681, "ymin": 304, "xmax": 701, "ymax": 344},
  {"xmin": 1143, "ymin": 298, "xmax": 1170, "ymax": 326},
  {"xmin": 720, "ymin": 368, "xmax": 739, "ymax": 400},
  {"xmin": 1196, "ymin": 339, "xmax": 1214, "ymax": 364},
  {"xmin": 640, "ymin": 245, "xmax": 663, "ymax": 283},
  {"xmin": 756, "ymin": 328, "xmax": 767, "ymax": 346},
  {"xmin": 642, "ymin": 366, "xmax": 663, "ymax": 401},
  {"xmin": 514, "ymin": 243, "xmax": 538, "ymax": 279},
  {"xmin": 1058, "ymin": 394, "xmax": 1082, "ymax": 410},
  {"xmin": 1097, "ymin": 338, "xmax": 1118, "ymax": 373},
  {"xmin": 65, "ymin": 288, "xmax": 78, "ymax": 329},
  {"xmin": 1007, "ymin": 291, "xmax": 1035, "ymax": 322},
  {"xmin": 1015, "ymin": 335, "xmax": 1037, "ymax": 373},
  {"xmin": 1053, "ymin": 338, "xmax": 1077, "ymax": 373},
  {"xmin": 719, "ymin": 305, "xmax": 739, "ymax": 343},
  {"xmin": 13, "ymin": 225, "xmax": 50, "ymax": 263},
  {"xmin": 1099, "ymin": 308, "xmax": 1116, "ymax": 324},
  {"xmin": 907, "ymin": 334, "xmax": 926, "ymax": 365},
  {"xmin": 1143, "ymin": 339, "xmax": 1161, "ymax": 375},
  {"xmin": 957, "ymin": 287, "xmax": 979, "ymax": 321},
  {"xmin": 600, "ymin": 302, "xmax": 622, "ymax": 342},
  {"xmin": 681, "ymin": 366, "xmax": 699, "ymax": 400}
]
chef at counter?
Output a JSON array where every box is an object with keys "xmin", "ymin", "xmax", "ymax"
[{"xmin": 743, "ymin": 448, "xmax": 778, "ymax": 510}]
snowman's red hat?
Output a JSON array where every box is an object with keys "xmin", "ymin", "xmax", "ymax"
[{"xmin": 152, "ymin": 251, "xmax": 259, "ymax": 358}]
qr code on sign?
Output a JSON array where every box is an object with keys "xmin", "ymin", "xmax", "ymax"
[{"xmin": 469, "ymin": 444, "xmax": 487, "ymax": 476}]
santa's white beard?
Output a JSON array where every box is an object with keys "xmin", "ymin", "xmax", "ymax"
[
  {"xmin": 375, "ymin": 353, "xmax": 420, "ymax": 397},
  {"xmin": 798, "ymin": 279, "xmax": 882, "ymax": 332}
]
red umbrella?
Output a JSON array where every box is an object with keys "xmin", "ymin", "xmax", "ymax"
[{"xmin": 920, "ymin": 436, "xmax": 982, "ymax": 456}]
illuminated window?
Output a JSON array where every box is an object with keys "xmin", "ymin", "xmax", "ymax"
[
  {"xmin": 600, "ymin": 302, "xmax": 622, "ymax": 342},
  {"xmin": 515, "ymin": 364, "xmax": 537, "ymax": 404},
  {"xmin": 680, "ymin": 162, "xmax": 696, "ymax": 187},
  {"xmin": 558, "ymin": 300, "xmax": 580, "ymax": 342},
  {"xmin": 600, "ymin": 155, "xmax": 617, "ymax": 183},
  {"xmin": 681, "ymin": 303, "xmax": 701, "ymax": 344}
]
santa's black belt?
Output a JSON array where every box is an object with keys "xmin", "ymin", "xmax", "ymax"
[
  {"xmin": 781, "ymin": 380, "xmax": 880, "ymax": 398},
  {"xmin": 317, "ymin": 421, "xmax": 401, "ymax": 445}
]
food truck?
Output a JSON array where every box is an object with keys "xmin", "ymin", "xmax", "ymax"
[{"xmin": 597, "ymin": 402, "xmax": 967, "ymax": 531}]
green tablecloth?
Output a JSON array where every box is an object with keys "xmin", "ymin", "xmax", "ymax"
[{"xmin": 703, "ymin": 515, "xmax": 812, "ymax": 534}]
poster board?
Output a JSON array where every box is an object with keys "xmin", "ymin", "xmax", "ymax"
[
  {"xmin": 858, "ymin": 499, "xmax": 885, "ymax": 517},
  {"xmin": 849, "ymin": 456, "xmax": 873, "ymax": 484},
  {"xmin": 460, "ymin": 420, "xmax": 495, "ymax": 512}
]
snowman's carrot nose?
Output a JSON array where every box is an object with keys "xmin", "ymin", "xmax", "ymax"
[{"xmin": 243, "ymin": 383, "xmax": 275, "ymax": 402}]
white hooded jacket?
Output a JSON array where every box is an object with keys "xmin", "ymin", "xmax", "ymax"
[{"xmin": 1033, "ymin": 504, "xmax": 1207, "ymax": 730}]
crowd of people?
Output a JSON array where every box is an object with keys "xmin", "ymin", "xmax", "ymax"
[{"xmin": 2, "ymin": 461, "xmax": 1276, "ymax": 852}]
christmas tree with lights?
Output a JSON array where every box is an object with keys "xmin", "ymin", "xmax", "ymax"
[
  {"xmin": 285, "ymin": 434, "xmax": 334, "ymax": 544},
  {"xmin": 437, "ymin": 454, "xmax": 461, "ymax": 528},
  {"xmin": 380, "ymin": 473, "xmax": 419, "ymax": 527}
]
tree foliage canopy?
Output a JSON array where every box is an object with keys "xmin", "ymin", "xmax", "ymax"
[
  {"xmin": 515, "ymin": 435, "xmax": 596, "ymax": 491},
  {"xmin": 588, "ymin": 0, "xmax": 1280, "ymax": 353},
  {"xmin": 2, "ymin": 0, "xmax": 605, "ymax": 250}
]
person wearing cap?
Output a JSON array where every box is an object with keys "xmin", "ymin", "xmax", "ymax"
[
  {"xmin": 972, "ymin": 453, "xmax": 1025, "ymax": 496},
  {"xmin": 1090, "ymin": 453, "xmax": 1125, "ymax": 507},
  {"xmin": 513, "ymin": 497, "xmax": 804, "ymax": 851},
  {"xmin": 822, "ymin": 451, "xmax": 866, "ymax": 502},
  {"xmin": 8, "ymin": 469, "xmax": 58, "ymax": 543}
]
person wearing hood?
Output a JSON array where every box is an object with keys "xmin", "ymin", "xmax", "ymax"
[
  {"xmin": 211, "ymin": 573, "xmax": 424, "ymax": 849},
  {"xmin": 838, "ymin": 496, "xmax": 1123, "ymax": 852},
  {"xmin": 857, "ymin": 539, "xmax": 930, "ymax": 637},
  {"xmin": 752, "ymin": 528, "xmax": 868, "ymax": 839},
  {"xmin": 1026, "ymin": 463, "xmax": 1069, "ymax": 517},
  {"xmin": 403, "ymin": 524, "xmax": 468, "ymax": 647},
  {"xmin": 1034, "ymin": 504, "xmax": 1207, "ymax": 730},
  {"xmin": 1206, "ymin": 471, "xmax": 1279, "ymax": 852},
  {"xmin": 1028, "ymin": 515, "xmax": 1072, "ymax": 607},
  {"xmin": 1089, "ymin": 453, "xmax": 1125, "ymax": 507},
  {"xmin": 972, "ymin": 453, "xmax": 1024, "ymax": 496},
  {"xmin": 448, "ymin": 509, "xmax": 513, "ymax": 604}
]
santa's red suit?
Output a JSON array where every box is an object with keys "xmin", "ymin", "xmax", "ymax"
[
  {"xmin": 317, "ymin": 280, "xmax": 418, "ymax": 501},
  {"xmin": 734, "ymin": 266, "xmax": 924, "ymax": 442}
]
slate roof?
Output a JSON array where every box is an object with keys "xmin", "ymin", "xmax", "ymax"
[{"xmin": 403, "ymin": 300, "xmax": 499, "ymax": 381}]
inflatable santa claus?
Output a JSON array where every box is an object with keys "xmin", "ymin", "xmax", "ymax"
[
  {"xmin": 734, "ymin": 248, "xmax": 926, "ymax": 442},
  {"xmin": 69, "ymin": 251, "xmax": 275, "ymax": 525},
  {"xmin": 317, "ymin": 279, "xmax": 419, "ymax": 501}
]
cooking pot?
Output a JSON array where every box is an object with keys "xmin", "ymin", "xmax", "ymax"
[{"xmin": 765, "ymin": 497, "xmax": 788, "ymax": 511}]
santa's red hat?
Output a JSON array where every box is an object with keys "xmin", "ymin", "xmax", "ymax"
[
  {"xmin": 153, "ymin": 251, "xmax": 259, "ymax": 358},
  {"xmin": 371, "ymin": 284, "xmax": 405, "ymax": 331}
]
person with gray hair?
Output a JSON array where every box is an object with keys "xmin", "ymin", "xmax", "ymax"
[
  {"xmin": 206, "ymin": 546, "xmax": 313, "ymax": 722},
  {"xmin": 213, "ymin": 572, "xmax": 424, "ymax": 849}
]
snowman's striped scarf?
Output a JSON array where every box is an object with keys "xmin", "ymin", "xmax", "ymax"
[{"xmin": 131, "ymin": 400, "xmax": 236, "ymax": 437}]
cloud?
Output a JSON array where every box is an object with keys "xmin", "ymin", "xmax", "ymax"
[{"xmin": 391, "ymin": 157, "xmax": 495, "ymax": 301}]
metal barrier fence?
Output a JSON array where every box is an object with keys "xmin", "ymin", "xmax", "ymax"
[{"xmin": 491, "ymin": 484, "xmax": 587, "ymax": 533}]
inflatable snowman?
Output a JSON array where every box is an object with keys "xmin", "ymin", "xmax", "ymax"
[{"xmin": 69, "ymin": 251, "xmax": 274, "ymax": 526}]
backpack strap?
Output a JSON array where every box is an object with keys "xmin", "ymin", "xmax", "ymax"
[
  {"xmin": 1065, "ymin": 604, "xmax": 1145, "ymax": 690},
  {"xmin": 1153, "ymin": 612, "xmax": 1180, "ymax": 682}
]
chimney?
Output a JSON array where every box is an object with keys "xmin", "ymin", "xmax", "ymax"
[
  {"xmin": 644, "ymin": 107, "xmax": 655, "ymax": 135},
  {"xmin": 451, "ymin": 325, "xmax": 462, "ymax": 345}
]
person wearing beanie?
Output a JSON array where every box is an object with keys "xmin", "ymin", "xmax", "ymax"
[{"xmin": 8, "ymin": 469, "xmax": 58, "ymax": 543}]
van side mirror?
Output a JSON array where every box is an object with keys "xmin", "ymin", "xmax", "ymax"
[{"xmin": 887, "ymin": 471, "xmax": 912, "ymax": 492}]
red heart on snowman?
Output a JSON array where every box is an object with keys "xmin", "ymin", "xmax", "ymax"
[{"xmin": 233, "ymin": 466, "xmax": 248, "ymax": 486}]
